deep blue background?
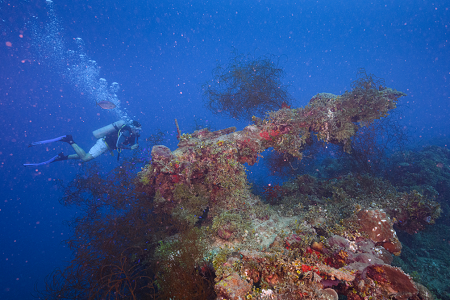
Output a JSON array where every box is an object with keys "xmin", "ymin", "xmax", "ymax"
[{"xmin": 1, "ymin": 0, "xmax": 449, "ymax": 299}]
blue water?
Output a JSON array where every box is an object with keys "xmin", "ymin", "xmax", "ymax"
[{"xmin": 0, "ymin": 0, "xmax": 449, "ymax": 299}]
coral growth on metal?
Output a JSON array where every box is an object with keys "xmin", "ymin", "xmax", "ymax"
[
  {"xmin": 137, "ymin": 88, "xmax": 405, "ymax": 208},
  {"xmin": 136, "ymin": 87, "xmax": 439, "ymax": 299}
]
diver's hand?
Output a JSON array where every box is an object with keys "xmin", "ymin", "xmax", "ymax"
[{"xmin": 131, "ymin": 144, "xmax": 139, "ymax": 150}]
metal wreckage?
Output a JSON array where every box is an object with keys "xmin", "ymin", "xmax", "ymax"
[{"xmin": 137, "ymin": 83, "xmax": 440, "ymax": 300}]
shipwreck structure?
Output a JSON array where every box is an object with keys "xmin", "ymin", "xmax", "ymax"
[{"xmin": 136, "ymin": 85, "xmax": 440, "ymax": 299}]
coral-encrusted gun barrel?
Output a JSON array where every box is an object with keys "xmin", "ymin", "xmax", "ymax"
[{"xmin": 137, "ymin": 87, "xmax": 406, "ymax": 207}]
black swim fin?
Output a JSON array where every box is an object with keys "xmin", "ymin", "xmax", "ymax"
[
  {"xmin": 52, "ymin": 152, "xmax": 69, "ymax": 163},
  {"xmin": 23, "ymin": 152, "xmax": 68, "ymax": 167},
  {"xmin": 59, "ymin": 135, "xmax": 75, "ymax": 145},
  {"xmin": 28, "ymin": 135, "xmax": 74, "ymax": 147}
]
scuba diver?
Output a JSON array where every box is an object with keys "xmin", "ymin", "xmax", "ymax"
[{"xmin": 24, "ymin": 120, "xmax": 141, "ymax": 166}]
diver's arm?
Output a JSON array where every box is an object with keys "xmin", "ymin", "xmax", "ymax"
[{"xmin": 131, "ymin": 132, "xmax": 139, "ymax": 149}]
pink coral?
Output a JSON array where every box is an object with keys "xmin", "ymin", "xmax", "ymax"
[
  {"xmin": 357, "ymin": 209, "xmax": 402, "ymax": 255},
  {"xmin": 365, "ymin": 265, "xmax": 418, "ymax": 300}
]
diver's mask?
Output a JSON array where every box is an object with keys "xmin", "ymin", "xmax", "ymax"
[
  {"xmin": 132, "ymin": 126, "xmax": 142, "ymax": 136},
  {"xmin": 130, "ymin": 120, "xmax": 142, "ymax": 136}
]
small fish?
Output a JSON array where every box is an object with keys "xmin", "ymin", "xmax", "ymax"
[
  {"xmin": 96, "ymin": 100, "xmax": 116, "ymax": 109},
  {"xmin": 436, "ymin": 162, "xmax": 444, "ymax": 168},
  {"xmin": 281, "ymin": 102, "xmax": 291, "ymax": 109}
]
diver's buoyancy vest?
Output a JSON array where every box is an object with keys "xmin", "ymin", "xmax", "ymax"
[{"xmin": 104, "ymin": 125, "xmax": 134, "ymax": 150}]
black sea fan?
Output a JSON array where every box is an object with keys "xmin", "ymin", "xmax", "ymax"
[{"xmin": 202, "ymin": 52, "xmax": 293, "ymax": 120}]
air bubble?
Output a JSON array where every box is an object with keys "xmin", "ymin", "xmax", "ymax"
[
  {"xmin": 30, "ymin": 9, "xmax": 130, "ymax": 121},
  {"xmin": 110, "ymin": 82, "xmax": 120, "ymax": 93}
]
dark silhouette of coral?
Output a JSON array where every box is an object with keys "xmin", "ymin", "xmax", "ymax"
[
  {"xmin": 154, "ymin": 226, "xmax": 216, "ymax": 300},
  {"xmin": 34, "ymin": 160, "xmax": 160, "ymax": 300},
  {"xmin": 262, "ymin": 183, "xmax": 288, "ymax": 205},
  {"xmin": 202, "ymin": 52, "xmax": 293, "ymax": 120},
  {"xmin": 35, "ymin": 133, "xmax": 219, "ymax": 299},
  {"xmin": 336, "ymin": 112, "xmax": 410, "ymax": 176}
]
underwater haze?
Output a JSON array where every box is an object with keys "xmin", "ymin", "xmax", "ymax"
[{"xmin": 1, "ymin": 0, "xmax": 449, "ymax": 299}]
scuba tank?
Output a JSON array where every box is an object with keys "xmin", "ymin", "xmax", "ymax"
[{"xmin": 92, "ymin": 120, "xmax": 125, "ymax": 139}]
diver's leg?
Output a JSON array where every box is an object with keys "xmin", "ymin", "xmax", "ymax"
[
  {"xmin": 85, "ymin": 139, "xmax": 109, "ymax": 161},
  {"xmin": 67, "ymin": 154, "xmax": 80, "ymax": 160},
  {"xmin": 60, "ymin": 135, "xmax": 95, "ymax": 162},
  {"xmin": 71, "ymin": 144, "xmax": 95, "ymax": 162}
]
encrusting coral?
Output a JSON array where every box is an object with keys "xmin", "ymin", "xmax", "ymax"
[
  {"xmin": 133, "ymin": 74, "xmax": 440, "ymax": 299},
  {"xmin": 136, "ymin": 77, "xmax": 406, "ymax": 219}
]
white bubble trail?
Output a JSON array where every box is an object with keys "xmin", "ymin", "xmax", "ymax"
[{"xmin": 31, "ymin": 1, "xmax": 131, "ymax": 123}]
